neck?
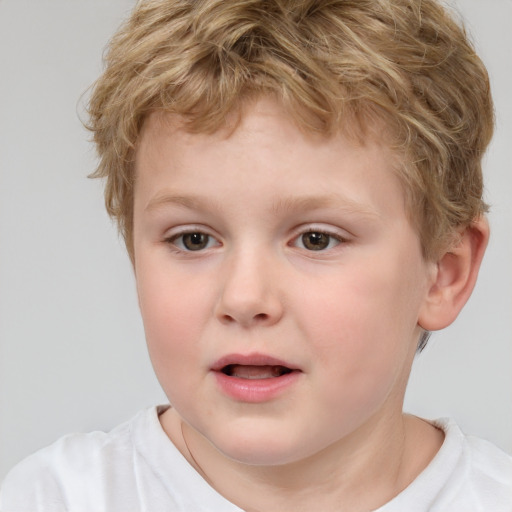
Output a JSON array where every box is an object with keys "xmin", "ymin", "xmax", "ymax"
[{"xmin": 166, "ymin": 409, "xmax": 443, "ymax": 512}]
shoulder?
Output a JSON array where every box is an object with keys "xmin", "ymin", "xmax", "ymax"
[
  {"xmin": 459, "ymin": 425, "xmax": 512, "ymax": 495},
  {"xmin": 0, "ymin": 407, "xmax": 155, "ymax": 511},
  {"xmin": 5, "ymin": 410, "xmax": 135, "ymax": 475},
  {"xmin": 433, "ymin": 418, "xmax": 512, "ymax": 510},
  {"xmin": 1, "ymin": 405, "xmax": 242, "ymax": 512},
  {"xmin": 378, "ymin": 418, "xmax": 512, "ymax": 512}
]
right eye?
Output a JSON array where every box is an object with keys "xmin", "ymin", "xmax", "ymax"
[{"xmin": 166, "ymin": 231, "xmax": 220, "ymax": 252}]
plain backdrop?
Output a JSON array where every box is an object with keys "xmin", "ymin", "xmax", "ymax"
[{"xmin": 0, "ymin": 0, "xmax": 511, "ymax": 480}]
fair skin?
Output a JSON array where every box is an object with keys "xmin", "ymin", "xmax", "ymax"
[{"xmin": 132, "ymin": 98, "xmax": 488, "ymax": 512}]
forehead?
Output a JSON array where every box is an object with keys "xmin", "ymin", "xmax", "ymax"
[
  {"xmin": 134, "ymin": 97, "xmax": 407, "ymax": 220},
  {"xmin": 138, "ymin": 93, "xmax": 399, "ymax": 156}
]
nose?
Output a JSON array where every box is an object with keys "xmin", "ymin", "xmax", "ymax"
[{"xmin": 215, "ymin": 247, "xmax": 284, "ymax": 328}]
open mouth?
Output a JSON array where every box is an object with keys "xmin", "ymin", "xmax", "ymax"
[
  {"xmin": 212, "ymin": 354, "xmax": 301, "ymax": 401},
  {"xmin": 221, "ymin": 364, "xmax": 294, "ymax": 379}
]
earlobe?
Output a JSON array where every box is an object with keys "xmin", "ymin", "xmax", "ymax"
[{"xmin": 418, "ymin": 217, "xmax": 490, "ymax": 331}]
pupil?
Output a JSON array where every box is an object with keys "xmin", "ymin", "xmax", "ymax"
[
  {"xmin": 183, "ymin": 233, "xmax": 208, "ymax": 250},
  {"xmin": 303, "ymin": 232, "xmax": 329, "ymax": 250}
]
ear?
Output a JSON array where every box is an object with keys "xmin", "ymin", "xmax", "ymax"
[{"xmin": 418, "ymin": 216, "xmax": 490, "ymax": 331}]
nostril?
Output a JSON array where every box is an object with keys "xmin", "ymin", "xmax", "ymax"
[
  {"xmin": 219, "ymin": 312, "xmax": 270, "ymax": 326},
  {"xmin": 220, "ymin": 313, "xmax": 236, "ymax": 324}
]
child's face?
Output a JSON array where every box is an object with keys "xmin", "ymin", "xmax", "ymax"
[{"xmin": 133, "ymin": 98, "xmax": 435, "ymax": 466}]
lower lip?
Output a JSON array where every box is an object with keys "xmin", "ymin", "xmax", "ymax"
[{"xmin": 213, "ymin": 371, "xmax": 301, "ymax": 403}]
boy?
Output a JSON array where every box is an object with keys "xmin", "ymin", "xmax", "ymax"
[{"xmin": 1, "ymin": 0, "xmax": 511, "ymax": 510}]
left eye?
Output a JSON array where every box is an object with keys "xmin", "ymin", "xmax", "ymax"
[
  {"xmin": 295, "ymin": 231, "xmax": 341, "ymax": 251},
  {"xmin": 168, "ymin": 232, "xmax": 219, "ymax": 251}
]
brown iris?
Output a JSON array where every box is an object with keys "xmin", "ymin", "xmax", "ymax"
[
  {"xmin": 182, "ymin": 232, "xmax": 209, "ymax": 251},
  {"xmin": 301, "ymin": 232, "xmax": 330, "ymax": 250}
]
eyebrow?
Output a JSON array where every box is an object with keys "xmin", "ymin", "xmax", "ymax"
[
  {"xmin": 269, "ymin": 194, "xmax": 381, "ymax": 218},
  {"xmin": 144, "ymin": 192, "xmax": 380, "ymax": 219},
  {"xmin": 144, "ymin": 194, "xmax": 223, "ymax": 213}
]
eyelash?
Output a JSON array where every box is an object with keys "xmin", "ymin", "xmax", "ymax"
[{"xmin": 163, "ymin": 226, "xmax": 347, "ymax": 253}]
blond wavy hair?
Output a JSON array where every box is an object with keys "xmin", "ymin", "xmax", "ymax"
[{"xmin": 88, "ymin": 0, "xmax": 494, "ymax": 263}]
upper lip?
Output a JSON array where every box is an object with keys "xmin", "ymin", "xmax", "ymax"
[{"xmin": 211, "ymin": 353, "xmax": 300, "ymax": 372}]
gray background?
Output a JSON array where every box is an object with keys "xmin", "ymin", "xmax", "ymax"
[{"xmin": 0, "ymin": 0, "xmax": 511, "ymax": 480}]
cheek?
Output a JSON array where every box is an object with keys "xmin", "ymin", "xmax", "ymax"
[
  {"xmin": 298, "ymin": 258, "xmax": 422, "ymax": 401},
  {"xmin": 301, "ymin": 268, "xmax": 412, "ymax": 351},
  {"xmin": 136, "ymin": 263, "xmax": 210, "ymax": 393}
]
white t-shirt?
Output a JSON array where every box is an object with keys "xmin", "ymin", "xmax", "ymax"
[{"xmin": 1, "ymin": 406, "xmax": 511, "ymax": 512}]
